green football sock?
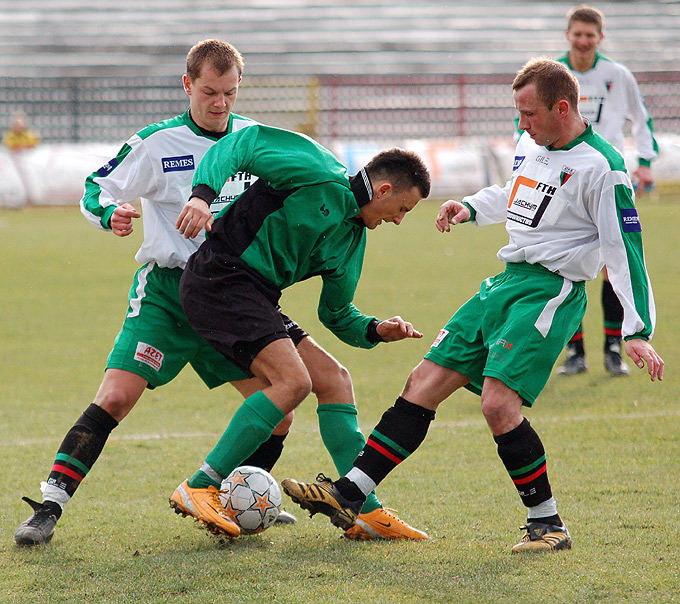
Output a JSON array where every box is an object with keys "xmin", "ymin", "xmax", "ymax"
[
  {"xmin": 317, "ymin": 403, "xmax": 381, "ymax": 513},
  {"xmin": 188, "ymin": 391, "xmax": 285, "ymax": 489}
]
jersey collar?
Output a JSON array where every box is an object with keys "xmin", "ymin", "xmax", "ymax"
[
  {"xmin": 349, "ymin": 167, "xmax": 373, "ymax": 208},
  {"xmin": 184, "ymin": 109, "xmax": 232, "ymax": 140}
]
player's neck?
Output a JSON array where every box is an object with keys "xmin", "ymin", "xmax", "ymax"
[{"xmin": 568, "ymin": 51, "xmax": 596, "ymax": 73}]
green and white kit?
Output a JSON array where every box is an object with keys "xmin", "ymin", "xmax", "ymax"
[
  {"xmin": 428, "ymin": 124, "xmax": 656, "ymax": 401},
  {"xmin": 80, "ymin": 110, "xmax": 256, "ymax": 386}
]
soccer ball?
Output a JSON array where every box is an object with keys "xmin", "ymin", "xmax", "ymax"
[{"xmin": 219, "ymin": 466, "xmax": 282, "ymax": 534}]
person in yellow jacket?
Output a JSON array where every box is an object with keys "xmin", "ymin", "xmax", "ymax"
[{"xmin": 3, "ymin": 112, "xmax": 40, "ymax": 151}]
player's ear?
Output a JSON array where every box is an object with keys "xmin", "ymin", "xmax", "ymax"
[
  {"xmin": 182, "ymin": 74, "xmax": 191, "ymax": 96},
  {"xmin": 557, "ymin": 99, "xmax": 570, "ymax": 116},
  {"xmin": 375, "ymin": 182, "xmax": 392, "ymax": 198}
]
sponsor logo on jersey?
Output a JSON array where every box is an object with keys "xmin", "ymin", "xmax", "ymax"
[
  {"xmin": 620, "ymin": 208, "xmax": 642, "ymax": 232},
  {"xmin": 513, "ymin": 156, "xmax": 525, "ymax": 171},
  {"xmin": 431, "ymin": 329, "xmax": 449, "ymax": 348},
  {"xmin": 225, "ymin": 171, "xmax": 253, "ymax": 183},
  {"xmin": 320, "ymin": 204, "xmax": 330, "ymax": 217},
  {"xmin": 535, "ymin": 155, "xmax": 549, "ymax": 166},
  {"xmin": 161, "ymin": 154, "xmax": 195, "ymax": 172},
  {"xmin": 134, "ymin": 342, "xmax": 164, "ymax": 371},
  {"xmin": 507, "ymin": 175, "xmax": 556, "ymax": 228},
  {"xmin": 97, "ymin": 158, "xmax": 119, "ymax": 177},
  {"xmin": 210, "ymin": 174, "xmax": 255, "ymax": 216}
]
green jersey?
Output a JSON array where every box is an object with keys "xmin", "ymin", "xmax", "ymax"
[{"xmin": 191, "ymin": 125, "xmax": 378, "ymax": 349}]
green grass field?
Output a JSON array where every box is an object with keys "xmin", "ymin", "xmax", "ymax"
[{"xmin": 1, "ymin": 192, "xmax": 678, "ymax": 603}]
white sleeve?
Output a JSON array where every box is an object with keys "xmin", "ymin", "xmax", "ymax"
[
  {"xmin": 622, "ymin": 67, "xmax": 658, "ymax": 163},
  {"xmin": 463, "ymin": 180, "xmax": 512, "ymax": 226},
  {"xmin": 80, "ymin": 135, "xmax": 157, "ymax": 230}
]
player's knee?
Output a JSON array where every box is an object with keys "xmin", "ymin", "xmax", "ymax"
[
  {"xmin": 311, "ymin": 361, "xmax": 353, "ymax": 403},
  {"xmin": 286, "ymin": 370, "xmax": 313, "ymax": 404},
  {"xmin": 93, "ymin": 389, "xmax": 138, "ymax": 422},
  {"xmin": 480, "ymin": 396, "xmax": 518, "ymax": 434}
]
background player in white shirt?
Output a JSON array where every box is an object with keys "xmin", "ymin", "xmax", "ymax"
[{"xmin": 556, "ymin": 4, "xmax": 658, "ymax": 377}]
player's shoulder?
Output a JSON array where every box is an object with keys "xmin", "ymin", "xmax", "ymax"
[
  {"xmin": 578, "ymin": 127, "xmax": 627, "ymax": 172},
  {"xmin": 135, "ymin": 111, "xmax": 191, "ymax": 141},
  {"xmin": 229, "ymin": 112, "xmax": 258, "ymax": 133},
  {"xmin": 593, "ymin": 54, "xmax": 634, "ymax": 78}
]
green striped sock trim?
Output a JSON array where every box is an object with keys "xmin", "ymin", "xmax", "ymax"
[
  {"xmin": 507, "ymin": 454, "xmax": 546, "ymax": 478},
  {"xmin": 370, "ymin": 430, "xmax": 411, "ymax": 458},
  {"xmin": 55, "ymin": 452, "xmax": 90, "ymax": 476}
]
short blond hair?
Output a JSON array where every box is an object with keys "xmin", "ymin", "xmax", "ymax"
[{"xmin": 186, "ymin": 39, "xmax": 244, "ymax": 81}]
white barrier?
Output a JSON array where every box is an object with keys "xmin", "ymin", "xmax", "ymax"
[
  {"xmin": 0, "ymin": 144, "xmax": 118, "ymax": 207},
  {"xmin": 1, "ymin": 135, "xmax": 679, "ymax": 208}
]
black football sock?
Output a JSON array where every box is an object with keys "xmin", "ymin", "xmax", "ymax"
[
  {"xmin": 602, "ymin": 279, "xmax": 624, "ymax": 349},
  {"xmin": 240, "ymin": 432, "xmax": 287, "ymax": 472},
  {"xmin": 46, "ymin": 403, "xmax": 119, "ymax": 499},
  {"xmin": 350, "ymin": 397, "xmax": 435, "ymax": 488},
  {"xmin": 494, "ymin": 418, "xmax": 553, "ymax": 509}
]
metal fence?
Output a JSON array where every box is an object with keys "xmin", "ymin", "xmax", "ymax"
[{"xmin": 2, "ymin": 72, "xmax": 679, "ymax": 145}]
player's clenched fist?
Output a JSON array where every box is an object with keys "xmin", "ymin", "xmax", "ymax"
[{"xmin": 110, "ymin": 203, "xmax": 141, "ymax": 237}]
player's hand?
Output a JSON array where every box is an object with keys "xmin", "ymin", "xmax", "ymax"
[
  {"xmin": 632, "ymin": 165, "xmax": 654, "ymax": 195},
  {"xmin": 176, "ymin": 197, "xmax": 214, "ymax": 239},
  {"xmin": 110, "ymin": 203, "xmax": 140, "ymax": 237},
  {"xmin": 377, "ymin": 316, "xmax": 423, "ymax": 342},
  {"xmin": 436, "ymin": 200, "xmax": 470, "ymax": 232},
  {"xmin": 625, "ymin": 339, "xmax": 664, "ymax": 382}
]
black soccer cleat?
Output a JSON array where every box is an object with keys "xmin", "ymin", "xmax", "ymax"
[
  {"xmin": 15, "ymin": 497, "xmax": 61, "ymax": 546},
  {"xmin": 604, "ymin": 344, "xmax": 630, "ymax": 377},
  {"xmin": 281, "ymin": 474, "xmax": 362, "ymax": 531}
]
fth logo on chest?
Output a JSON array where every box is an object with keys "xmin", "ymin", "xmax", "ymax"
[
  {"xmin": 161, "ymin": 155, "xmax": 195, "ymax": 172},
  {"xmin": 507, "ymin": 175, "xmax": 557, "ymax": 228}
]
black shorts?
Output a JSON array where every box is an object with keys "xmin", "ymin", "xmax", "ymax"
[{"xmin": 180, "ymin": 246, "xmax": 307, "ymax": 375}]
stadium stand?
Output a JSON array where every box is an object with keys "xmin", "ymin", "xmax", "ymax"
[
  {"xmin": 1, "ymin": 1, "xmax": 678, "ymax": 204},
  {"xmin": 0, "ymin": 0, "xmax": 679, "ymax": 77}
]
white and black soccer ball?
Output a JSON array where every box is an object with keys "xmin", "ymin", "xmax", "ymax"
[{"xmin": 219, "ymin": 466, "xmax": 282, "ymax": 534}]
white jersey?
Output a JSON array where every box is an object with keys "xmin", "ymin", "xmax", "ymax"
[
  {"xmin": 558, "ymin": 53, "xmax": 658, "ymax": 165},
  {"xmin": 464, "ymin": 124, "xmax": 655, "ymax": 340},
  {"xmin": 80, "ymin": 110, "xmax": 256, "ymax": 268}
]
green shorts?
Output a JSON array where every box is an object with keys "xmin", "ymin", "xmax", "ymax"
[
  {"xmin": 107, "ymin": 262, "xmax": 249, "ymax": 389},
  {"xmin": 425, "ymin": 262, "xmax": 587, "ymax": 406}
]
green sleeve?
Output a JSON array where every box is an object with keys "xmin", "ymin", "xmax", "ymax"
[{"xmin": 317, "ymin": 231, "xmax": 378, "ymax": 349}]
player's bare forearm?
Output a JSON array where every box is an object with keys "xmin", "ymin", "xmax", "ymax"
[
  {"xmin": 377, "ymin": 316, "xmax": 423, "ymax": 342},
  {"xmin": 625, "ymin": 338, "xmax": 664, "ymax": 382},
  {"xmin": 436, "ymin": 200, "xmax": 470, "ymax": 233}
]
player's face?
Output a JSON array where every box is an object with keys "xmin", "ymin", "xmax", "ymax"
[
  {"xmin": 514, "ymin": 83, "xmax": 565, "ymax": 148},
  {"xmin": 184, "ymin": 64, "xmax": 241, "ymax": 132},
  {"xmin": 358, "ymin": 184, "xmax": 421, "ymax": 229},
  {"xmin": 566, "ymin": 21, "xmax": 603, "ymax": 66}
]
